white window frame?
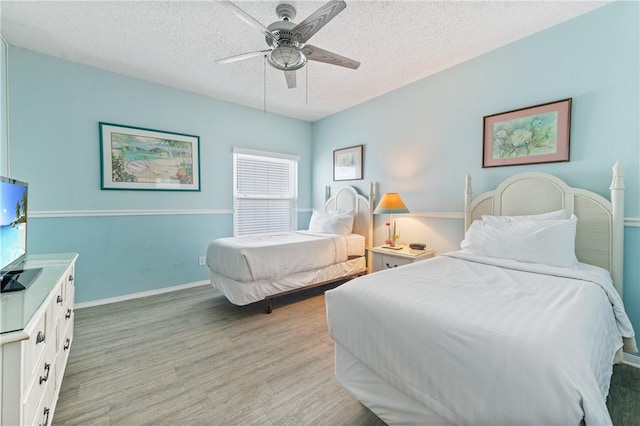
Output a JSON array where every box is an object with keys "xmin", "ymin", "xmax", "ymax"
[{"xmin": 233, "ymin": 148, "xmax": 299, "ymax": 236}]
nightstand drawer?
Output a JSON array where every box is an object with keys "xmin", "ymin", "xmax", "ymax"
[
  {"xmin": 370, "ymin": 245, "xmax": 436, "ymax": 273},
  {"xmin": 376, "ymin": 254, "xmax": 412, "ymax": 270}
]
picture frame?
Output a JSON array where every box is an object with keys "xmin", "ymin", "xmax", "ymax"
[
  {"xmin": 99, "ymin": 122, "xmax": 200, "ymax": 191},
  {"xmin": 482, "ymin": 98, "xmax": 571, "ymax": 168},
  {"xmin": 333, "ymin": 145, "xmax": 363, "ymax": 181}
]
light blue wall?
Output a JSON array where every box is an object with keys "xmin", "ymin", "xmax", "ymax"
[
  {"xmin": 312, "ymin": 2, "xmax": 640, "ymax": 347},
  {"xmin": 8, "ymin": 48, "xmax": 312, "ymax": 303}
]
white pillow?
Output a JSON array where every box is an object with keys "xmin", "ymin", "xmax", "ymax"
[
  {"xmin": 460, "ymin": 215, "xmax": 579, "ymax": 267},
  {"xmin": 481, "ymin": 209, "xmax": 567, "ymax": 225},
  {"xmin": 308, "ymin": 209, "xmax": 354, "ymax": 236}
]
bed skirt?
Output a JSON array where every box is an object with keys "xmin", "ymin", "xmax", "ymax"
[
  {"xmin": 211, "ymin": 257, "xmax": 366, "ymax": 306},
  {"xmin": 335, "ymin": 343, "xmax": 448, "ymax": 425}
]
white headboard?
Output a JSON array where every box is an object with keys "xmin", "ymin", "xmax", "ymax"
[
  {"xmin": 464, "ymin": 163, "xmax": 625, "ymax": 296},
  {"xmin": 325, "ymin": 183, "xmax": 374, "ymax": 251}
]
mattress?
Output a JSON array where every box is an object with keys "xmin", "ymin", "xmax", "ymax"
[
  {"xmin": 211, "ymin": 257, "xmax": 366, "ymax": 305},
  {"xmin": 325, "ymin": 252, "xmax": 636, "ymax": 425},
  {"xmin": 206, "ymin": 232, "xmax": 364, "ymax": 282}
]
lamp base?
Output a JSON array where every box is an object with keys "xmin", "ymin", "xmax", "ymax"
[{"xmin": 381, "ymin": 245, "xmax": 403, "ymax": 250}]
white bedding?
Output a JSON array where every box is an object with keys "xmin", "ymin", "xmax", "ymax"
[
  {"xmin": 325, "ymin": 252, "xmax": 636, "ymax": 425},
  {"xmin": 212, "ymin": 257, "xmax": 366, "ymax": 306},
  {"xmin": 206, "ymin": 231, "xmax": 364, "ymax": 282}
]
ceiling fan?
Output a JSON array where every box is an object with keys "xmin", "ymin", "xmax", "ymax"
[{"xmin": 216, "ymin": 0, "xmax": 360, "ymax": 89}]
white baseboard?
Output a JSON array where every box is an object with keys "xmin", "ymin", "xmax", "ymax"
[
  {"xmin": 622, "ymin": 352, "xmax": 640, "ymax": 369},
  {"xmin": 75, "ymin": 280, "xmax": 210, "ymax": 309}
]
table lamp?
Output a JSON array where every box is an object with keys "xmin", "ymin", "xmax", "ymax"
[{"xmin": 374, "ymin": 193, "xmax": 410, "ymax": 249}]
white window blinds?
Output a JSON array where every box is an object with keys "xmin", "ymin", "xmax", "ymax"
[{"xmin": 233, "ymin": 148, "xmax": 299, "ymax": 236}]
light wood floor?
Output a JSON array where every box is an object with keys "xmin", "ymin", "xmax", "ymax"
[
  {"xmin": 53, "ymin": 284, "xmax": 640, "ymax": 425},
  {"xmin": 53, "ymin": 284, "xmax": 384, "ymax": 425}
]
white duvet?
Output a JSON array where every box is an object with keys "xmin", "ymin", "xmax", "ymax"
[
  {"xmin": 206, "ymin": 231, "xmax": 360, "ymax": 282},
  {"xmin": 325, "ymin": 252, "xmax": 637, "ymax": 425}
]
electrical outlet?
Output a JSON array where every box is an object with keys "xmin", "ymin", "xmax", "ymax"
[{"xmin": 198, "ymin": 256, "xmax": 206, "ymax": 266}]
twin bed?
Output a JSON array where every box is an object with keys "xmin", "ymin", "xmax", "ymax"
[
  {"xmin": 325, "ymin": 163, "xmax": 636, "ymax": 425},
  {"xmin": 206, "ymin": 184, "xmax": 373, "ymax": 312}
]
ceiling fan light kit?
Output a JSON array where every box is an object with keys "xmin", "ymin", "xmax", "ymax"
[
  {"xmin": 267, "ymin": 47, "xmax": 307, "ymax": 71},
  {"xmin": 218, "ymin": 0, "xmax": 360, "ymax": 89}
]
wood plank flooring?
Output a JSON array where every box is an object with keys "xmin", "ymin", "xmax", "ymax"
[
  {"xmin": 609, "ymin": 361, "xmax": 640, "ymax": 424},
  {"xmin": 53, "ymin": 284, "xmax": 384, "ymax": 425},
  {"xmin": 53, "ymin": 284, "xmax": 640, "ymax": 425}
]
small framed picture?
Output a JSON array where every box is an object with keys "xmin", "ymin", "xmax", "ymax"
[
  {"xmin": 483, "ymin": 98, "xmax": 571, "ymax": 168},
  {"xmin": 99, "ymin": 122, "xmax": 200, "ymax": 191},
  {"xmin": 333, "ymin": 145, "xmax": 363, "ymax": 181}
]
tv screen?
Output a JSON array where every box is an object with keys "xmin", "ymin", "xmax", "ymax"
[{"xmin": 0, "ymin": 176, "xmax": 28, "ymax": 276}]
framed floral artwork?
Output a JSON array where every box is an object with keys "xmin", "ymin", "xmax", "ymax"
[
  {"xmin": 100, "ymin": 122, "xmax": 200, "ymax": 191},
  {"xmin": 482, "ymin": 98, "xmax": 571, "ymax": 168}
]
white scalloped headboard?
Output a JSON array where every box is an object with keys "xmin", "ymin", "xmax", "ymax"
[
  {"xmin": 464, "ymin": 163, "xmax": 625, "ymax": 296},
  {"xmin": 325, "ymin": 184, "xmax": 374, "ymax": 251}
]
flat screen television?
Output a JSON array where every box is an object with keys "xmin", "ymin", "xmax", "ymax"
[{"xmin": 1, "ymin": 176, "xmax": 41, "ymax": 292}]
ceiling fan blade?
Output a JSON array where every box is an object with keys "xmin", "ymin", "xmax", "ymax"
[
  {"xmin": 292, "ymin": 0, "xmax": 346, "ymax": 43},
  {"xmin": 284, "ymin": 71, "xmax": 296, "ymax": 89},
  {"xmin": 219, "ymin": 0, "xmax": 278, "ymax": 45},
  {"xmin": 216, "ymin": 50, "xmax": 271, "ymax": 64},
  {"xmin": 303, "ymin": 45, "xmax": 360, "ymax": 70}
]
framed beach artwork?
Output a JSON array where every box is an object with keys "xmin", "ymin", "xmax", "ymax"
[
  {"xmin": 482, "ymin": 98, "xmax": 571, "ymax": 168},
  {"xmin": 333, "ymin": 145, "xmax": 363, "ymax": 181},
  {"xmin": 99, "ymin": 122, "xmax": 200, "ymax": 191}
]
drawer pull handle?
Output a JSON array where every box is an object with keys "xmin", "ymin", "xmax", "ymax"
[
  {"xmin": 39, "ymin": 363, "xmax": 51, "ymax": 384},
  {"xmin": 65, "ymin": 308, "xmax": 72, "ymax": 319},
  {"xmin": 64, "ymin": 338, "xmax": 71, "ymax": 350},
  {"xmin": 69, "ymin": 275, "xmax": 74, "ymax": 282},
  {"xmin": 57, "ymin": 294, "xmax": 63, "ymax": 304},
  {"xmin": 40, "ymin": 407, "xmax": 50, "ymax": 426},
  {"xmin": 36, "ymin": 331, "xmax": 46, "ymax": 344},
  {"xmin": 386, "ymin": 263, "xmax": 398, "ymax": 268}
]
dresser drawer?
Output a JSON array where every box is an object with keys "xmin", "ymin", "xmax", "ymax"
[
  {"xmin": 64, "ymin": 265, "xmax": 75, "ymax": 292},
  {"xmin": 56, "ymin": 290, "xmax": 74, "ymax": 385},
  {"xmin": 50, "ymin": 283, "xmax": 66, "ymax": 324},
  {"xmin": 23, "ymin": 370, "xmax": 55, "ymax": 426},
  {"xmin": 23, "ymin": 341, "xmax": 56, "ymax": 426},
  {"xmin": 57, "ymin": 287, "xmax": 74, "ymax": 347},
  {"xmin": 55, "ymin": 324, "xmax": 73, "ymax": 386},
  {"xmin": 23, "ymin": 306, "xmax": 51, "ymax": 387}
]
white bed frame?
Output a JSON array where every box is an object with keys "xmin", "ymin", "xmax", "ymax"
[
  {"xmin": 335, "ymin": 164, "xmax": 626, "ymax": 424},
  {"xmin": 465, "ymin": 162, "xmax": 625, "ymax": 295}
]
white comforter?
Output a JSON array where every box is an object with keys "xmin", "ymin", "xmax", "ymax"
[
  {"xmin": 325, "ymin": 252, "xmax": 637, "ymax": 425},
  {"xmin": 206, "ymin": 231, "xmax": 352, "ymax": 282}
]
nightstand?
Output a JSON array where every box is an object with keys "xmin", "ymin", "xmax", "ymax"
[{"xmin": 370, "ymin": 245, "xmax": 436, "ymax": 272}]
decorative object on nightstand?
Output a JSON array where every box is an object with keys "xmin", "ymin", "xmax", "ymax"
[
  {"xmin": 374, "ymin": 192, "xmax": 410, "ymax": 249},
  {"xmin": 370, "ymin": 245, "xmax": 435, "ymax": 272}
]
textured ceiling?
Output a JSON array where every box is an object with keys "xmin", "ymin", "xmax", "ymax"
[{"xmin": 1, "ymin": 0, "xmax": 608, "ymax": 122}]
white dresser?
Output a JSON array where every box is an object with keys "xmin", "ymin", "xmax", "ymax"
[{"xmin": 0, "ymin": 253, "xmax": 78, "ymax": 426}]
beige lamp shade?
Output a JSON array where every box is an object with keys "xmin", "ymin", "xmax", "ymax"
[{"xmin": 374, "ymin": 193, "xmax": 410, "ymax": 214}]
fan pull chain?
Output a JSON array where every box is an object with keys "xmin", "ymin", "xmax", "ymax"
[
  {"xmin": 263, "ymin": 55, "xmax": 267, "ymax": 114},
  {"xmin": 305, "ymin": 64, "xmax": 308, "ymax": 106}
]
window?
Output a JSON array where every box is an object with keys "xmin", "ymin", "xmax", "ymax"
[{"xmin": 233, "ymin": 148, "xmax": 298, "ymax": 236}]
